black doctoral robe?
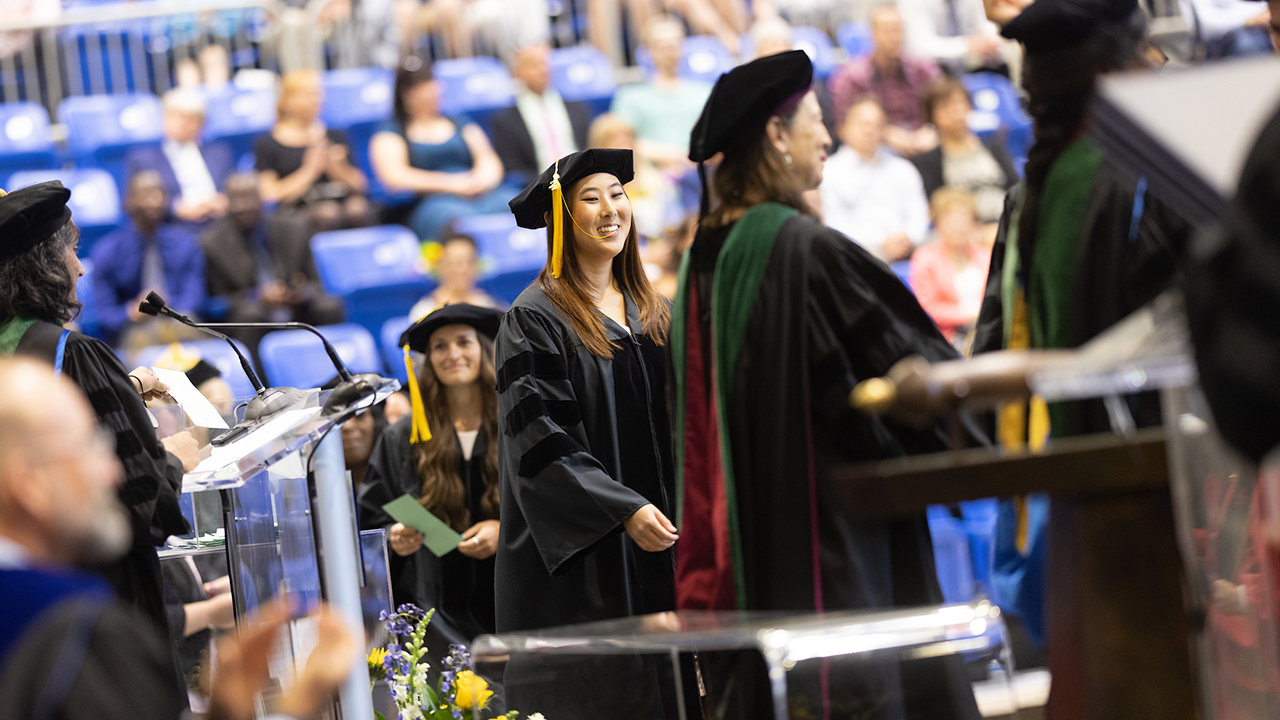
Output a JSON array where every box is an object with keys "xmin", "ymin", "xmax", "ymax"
[
  {"xmin": 494, "ymin": 285, "xmax": 681, "ymax": 720},
  {"xmin": 676, "ymin": 209, "xmax": 983, "ymax": 720},
  {"xmin": 360, "ymin": 417, "xmax": 498, "ymax": 650},
  {"xmin": 6, "ymin": 321, "xmax": 189, "ymax": 638}
]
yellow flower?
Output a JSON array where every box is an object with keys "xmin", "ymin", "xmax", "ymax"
[
  {"xmin": 368, "ymin": 647, "xmax": 388, "ymax": 676},
  {"xmin": 453, "ymin": 670, "xmax": 493, "ymax": 709}
]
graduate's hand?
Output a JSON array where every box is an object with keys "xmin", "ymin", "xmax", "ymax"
[
  {"xmin": 162, "ymin": 431, "xmax": 201, "ymax": 472},
  {"xmin": 624, "ymin": 504, "xmax": 679, "ymax": 552},
  {"xmin": 458, "ymin": 519, "xmax": 499, "ymax": 559},
  {"xmin": 389, "ymin": 522, "xmax": 424, "ymax": 556},
  {"xmin": 128, "ymin": 366, "xmax": 170, "ymax": 402}
]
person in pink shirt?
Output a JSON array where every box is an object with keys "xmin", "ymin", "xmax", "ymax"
[{"xmin": 910, "ymin": 187, "xmax": 991, "ymax": 347}]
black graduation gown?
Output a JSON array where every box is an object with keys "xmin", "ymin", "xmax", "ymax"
[
  {"xmin": 493, "ymin": 285, "xmax": 681, "ymax": 720},
  {"xmin": 494, "ymin": 285, "xmax": 676, "ymax": 633},
  {"xmin": 360, "ymin": 417, "xmax": 498, "ymax": 648},
  {"xmin": 10, "ymin": 322, "xmax": 188, "ymax": 638},
  {"xmin": 680, "ymin": 214, "xmax": 983, "ymax": 720}
]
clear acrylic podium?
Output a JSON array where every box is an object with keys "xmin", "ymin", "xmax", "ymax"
[
  {"xmin": 159, "ymin": 379, "xmax": 399, "ymax": 718},
  {"xmin": 471, "ymin": 600, "xmax": 1015, "ymax": 720}
]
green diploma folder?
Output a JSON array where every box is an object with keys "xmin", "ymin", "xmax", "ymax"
[{"xmin": 381, "ymin": 494, "xmax": 462, "ymax": 557}]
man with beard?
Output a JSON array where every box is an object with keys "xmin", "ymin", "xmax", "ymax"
[{"xmin": 0, "ymin": 357, "xmax": 356, "ymax": 720}]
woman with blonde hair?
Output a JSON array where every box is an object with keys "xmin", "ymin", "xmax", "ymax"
[
  {"xmin": 254, "ymin": 69, "xmax": 371, "ymax": 231},
  {"xmin": 361, "ymin": 303, "xmax": 503, "ymax": 654}
]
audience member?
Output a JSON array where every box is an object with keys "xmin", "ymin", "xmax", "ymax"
[
  {"xmin": 384, "ymin": 390, "xmax": 413, "ymax": 425},
  {"xmin": 587, "ymin": 113, "xmax": 679, "ymax": 238},
  {"xmin": 199, "ymin": 43, "xmax": 232, "ymax": 88},
  {"xmin": 0, "ymin": 358, "xmax": 354, "ymax": 720},
  {"xmin": 490, "ymin": 43, "xmax": 594, "ymax": 184},
  {"xmin": 126, "ymin": 89, "xmax": 234, "ymax": 226},
  {"xmin": 92, "ymin": 172, "xmax": 206, "ymax": 349},
  {"xmin": 830, "ymin": 4, "xmax": 942, "ymax": 156},
  {"xmin": 819, "ymin": 97, "xmax": 929, "ymax": 262},
  {"xmin": 200, "ymin": 173, "xmax": 344, "ymax": 345},
  {"xmin": 413, "ymin": 0, "xmax": 551, "ymax": 59},
  {"xmin": 643, "ymin": 212, "xmax": 697, "ymax": 300},
  {"xmin": 1184, "ymin": 0, "xmax": 1274, "ymax": 57},
  {"xmin": 610, "ymin": 18, "xmax": 713, "ymax": 169},
  {"xmin": 910, "ymin": 187, "xmax": 990, "ymax": 346},
  {"xmin": 748, "ymin": 13, "xmax": 796, "ymax": 57},
  {"xmin": 409, "ymin": 232, "xmax": 502, "ymax": 320},
  {"xmin": 591, "ymin": 0, "xmax": 746, "ymax": 63},
  {"xmin": 898, "ymin": 0, "xmax": 1009, "ymax": 74},
  {"xmin": 255, "ymin": 69, "xmax": 372, "ymax": 234},
  {"xmin": 370, "ymin": 56, "xmax": 516, "ymax": 241},
  {"xmin": 913, "ymin": 77, "xmax": 1019, "ymax": 225}
]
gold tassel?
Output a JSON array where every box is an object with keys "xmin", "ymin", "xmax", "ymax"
[
  {"xmin": 403, "ymin": 345, "xmax": 431, "ymax": 443},
  {"xmin": 550, "ymin": 160, "xmax": 563, "ymax": 279}
]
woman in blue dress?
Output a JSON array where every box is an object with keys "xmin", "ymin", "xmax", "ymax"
[{"xmin": 370, "ymin": 56, "xmax": 520, "ymax": 241}]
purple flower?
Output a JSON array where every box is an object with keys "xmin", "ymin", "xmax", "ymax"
[
  {"xmin": 382, "ymin": 644, "xmax": 411, "ymax": 676},
  {"xmin": 384, "ymin": 616, "xmax": 413, "ymax": 637},
  {"xmin": 397, "ymin": 603, "xmax": 426, "ymax": 619}
]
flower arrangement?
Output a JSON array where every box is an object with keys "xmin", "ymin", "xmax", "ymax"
[{"xmin": 370, "ymin": 603, "xmax": 535, "ymax": 720}]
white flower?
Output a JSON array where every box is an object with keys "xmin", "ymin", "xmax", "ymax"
[
  {"xmin": 528, "ymin": 714, "xmax": 547, "ymax": 720},
  {"xmin": 401, "ymin": 706, "xmax": 425, "ymax": 720}
]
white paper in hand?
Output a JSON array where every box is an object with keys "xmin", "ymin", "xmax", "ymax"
[{"xmin": 152, "ymin": 367, "xmax": 230, "ymax": 429}]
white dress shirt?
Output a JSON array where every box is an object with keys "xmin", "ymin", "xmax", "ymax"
[
  {"xmin": 820, "ymin": 145, "xmax": 930, "ymax": 261},
  {"xmin": 515, "ymin": 88, "xmax": 578, "ymax": 172},
  {"xmin": 163, "ymin": 140, "xmax": 219, "ymax": 206},
  {"xmin": 0, "ymin": 534, "xmax": 29, "ymax": 569},
  {"xmin": 898, "ymin": 0, "xmax": 1002, "ymax": 62}
]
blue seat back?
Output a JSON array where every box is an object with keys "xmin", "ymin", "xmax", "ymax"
[
  {"xmin": 637, "ymin": 35, "xmax": 737, "ymax": 84},
  {"xmin": 454, "ymin": 213, "xmax": 545, "ymax": 304},
  {"xmin": 75, "ymin": 258, "xmax": 100, "ymax": 339},
  {"xmin": 133, "ymin": 338, "xmax": 262, "ymax": 401},
  {"xmin": 258, "ymin": 323, "xmax": 382, "ymax": 389},
  {"xmin": 201, "ymin": 86, "xmax": 277, "ymax": 165},
  {"xmin": 963, "ymin": 72, "xmax": 1032, "ymax": 175},
  {"xmin": 926, "ymin": 505, "xmax": 978, "ymax": 604},
  {"xmin": 837, "ymin": 21, "xmax": 873, "ymax": 58},
  {"xmin": 380, "ymin": 315, "xmax": 413, "ymax": 384},
  {"xmin": 792, "ymin": 26, "xmax": 838, "ymax": 78},
  {"xmin": 310, "ymin": 225, "xmax": 434, "ymax": 338},
  {"xmin": 960, "ymin": 498, "xmax": 999, "ymax": 599},
  {"xmin": 435, "ymin": 57, "xmax": 515, "ymax": 133},
  {"xmin": 8, "ymin": 168, "xmax": 122, "ymax": 251},
  {"xmin": 0, "ymin": 102, "xmax": 59, "ymax": 174},
  {"xmin": 58, "ymin": 93, "xmax": 163, "ymax": 189},
  {"xmin": 320, "ymin": 67, "xmax": 395, "ymax": 131},
  {"xmin": 549, "ymin": 45, "xmax": 617, "ymax": 115}
]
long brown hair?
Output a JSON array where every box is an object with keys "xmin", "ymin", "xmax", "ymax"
[
  {"xmin": 707, "ymin": 101, "xmax": 810, "ymax": 227},
  {"xmin": 535, "ymin": 180, "xmax": 670, "ymax": 358},
  {"xmin": 411, "ymin": 334, "xmax": 500, "ymax": 532}
]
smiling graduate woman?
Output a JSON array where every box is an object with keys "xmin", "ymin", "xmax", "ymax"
[{"xmin": 494, "ymin": 149, "xmax": 683, "ymax": 717}]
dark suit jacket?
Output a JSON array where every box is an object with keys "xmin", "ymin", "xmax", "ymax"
[
  {"xmin": 911, "ymin": 134, "xmax": 1020, "ymax": 202},
  {"xmin": 125, "ymin": 141, "xmax": 235, "ymax": 211},
  {"xmin": 90, "ymin": 219, "xmax": 205, "ymax": 342},
  {"xmin": 489, "ymin": 96, "xmax": 593, "ymax": 183},
  {"xmin": 199, "ymin": 215, "xmax": 319, "ymax": 301}
]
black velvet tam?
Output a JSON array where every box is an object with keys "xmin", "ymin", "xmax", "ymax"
[
  {"xmin": 1001, "ymin": 0, "xmax": 1138, "ymax": 54},
  {"xmin": 400, "ymin": 303, "xmax": 504, "ymax": 351},
  {"xmin": 689, "ymin": 49, "xmax": 813, "ymax": 163},
  {"xmin": 0, "ymin": 181, "xmax": 72, "ymax": 263},
  {"xmin": 509, "ymin": 149, "xmax": 634, "ymax": 230}
]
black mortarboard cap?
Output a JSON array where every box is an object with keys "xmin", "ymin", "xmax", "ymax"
[
  {"xmin": 509, "ymin": 149, "xmax": 634, "ymax": 230},
  {"xmin": 1002, "ymin": 0, "xmax": 1139, "ymax": 54},
  {"xmin": 0, "ymin": 181, "xmax": 73, "ymax": 264},
  {"xmin": 689, "ymin": 50, "xmax": 813, "ymax": 163},
  {"xmin": 185, "ymin": 359, "xmax": 222, "ymax": 389},
  {"xmin": 399, "ymin": 303, "xmax": 504, "ymax": 352}
]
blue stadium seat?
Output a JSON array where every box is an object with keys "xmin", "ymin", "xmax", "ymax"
[
  {"xmin": 0, "ymin": 102, "xmax": 59, "ymax": 177},
  {"xmin": 454, "ymin": 213, "xmax": 544, "ymax": 304},
  {"xmin": 319, "ymin": 67, "xmax": 402, "ymax": 206},
  {"xmin": 58, "ymin": 92, "xmax": 163, "ymax": 191},
  {"xmin": 927, "ymin": 504, "xmax": 978, "ymax": 604},
  {"xmin": 75, "ymin": 258, "xmax": 100, "ymax": 339},
  {"xmin": 638, "ymin": 35, "xmax": 737, "ymax": 84},
  {"xmin": 963, "ymin": 72, "xmax": 1032, "ymax": 176},
  {"xmin": 960, "ymin": 498, "xmax": 999, "ymax": 599},
  {"xmin": 201, "ymin": 86, "xmax": 277, "ymax": 169},
  {"xmin": 310, "ymin": 225, "xmax": 434, "ymax": 339},
  {"xmin": 381, "ymin": 315, "xmax": 413, "ymax": 385},
  {"xmin": 549, "ymin": 45, "xmax": 617, "ymax": 117},
  {"xmin": 890, "ymin": 259, "xmax": 912, "ymax": 291},
  {"xmin": 792, "ymin": 26, "xmax": 838, "ymax": 78},
  {"xmin": 434, "ymin": 57, "xmax": 515, "ymax": 134},
  {"xmin": 133, "ymin": 338, "xmax": 262, "ymax": 401},
  {"xmin": 258, "ymin": 323, "xmax": 382, "ymax": 390},
  {"xmin": 8, "ymin": 168, "xmax": 122, "ymax": 252},
  {"xmin": 837, "ymin": 21, "xmax": 873, "ymax": 59}
]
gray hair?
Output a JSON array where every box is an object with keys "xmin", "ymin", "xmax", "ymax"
[{"xmin": 162, "ymin": 87, "xmax": 207, "ymax": 116}]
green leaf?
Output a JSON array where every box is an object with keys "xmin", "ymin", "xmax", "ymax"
[{"xmin": 374, "ymin": 712, "xmax": 387, "ymax": 720}]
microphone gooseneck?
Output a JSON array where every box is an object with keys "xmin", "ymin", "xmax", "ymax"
[{"xmin": 140, "ymin": 292, "xmax": 266, "ymax": 395}]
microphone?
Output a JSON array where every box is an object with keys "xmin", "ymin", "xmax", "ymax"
[{"xmin": 140, "ymin": 292, "xmax": 386, "ymax": 424}]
